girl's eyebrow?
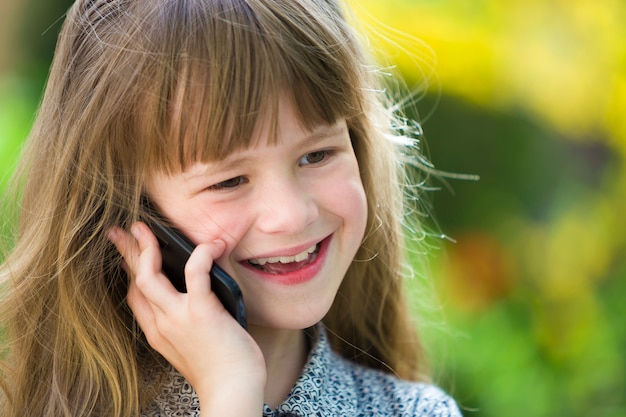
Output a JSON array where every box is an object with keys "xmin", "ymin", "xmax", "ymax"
[
  {"xmin": 181, "ymin": 157, "xmax": 253, "ymax": 181},
  {"xmin": 182, "ymin": 124, "xmax": 347, "ymax": 179},
  {"xmin": 300, "ymin": 123, "xmax": 347, "ymax": 146}
]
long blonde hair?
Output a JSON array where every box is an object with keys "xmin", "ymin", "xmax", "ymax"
[{"xmin": 0, "ymin": 0, "xmax": 427, "ymax": 415}]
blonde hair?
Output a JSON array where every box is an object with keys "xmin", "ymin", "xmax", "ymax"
[{"xmin": 0, "ymin": 0, "xmax": 427, "ymax": 415}]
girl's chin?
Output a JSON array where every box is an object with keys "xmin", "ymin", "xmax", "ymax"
[{"xmin": 245, "ymin": 302, "xmax": 333, "ymax": 331}]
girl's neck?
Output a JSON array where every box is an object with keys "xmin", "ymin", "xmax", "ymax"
[{"xmin": 247, "ymin": 326, "xmax": 309, "ymax": 409}]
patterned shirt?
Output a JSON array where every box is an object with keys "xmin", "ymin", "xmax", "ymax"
[{"xmin": 142, "ymin": 327, "xmax": 462, "ymax": 416}]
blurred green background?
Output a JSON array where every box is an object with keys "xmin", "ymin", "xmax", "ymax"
[{"xmin": 1, "ymin": 1, "xmax": 624, "ymax": 416}]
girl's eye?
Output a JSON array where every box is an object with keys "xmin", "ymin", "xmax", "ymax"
[
  {"xmin": 299, "ymin": 150, "xmax": 330, "ymax": 166},
  {"xmin": 208, "ymin": 176, "xmax": 248, "ymax": 190}
]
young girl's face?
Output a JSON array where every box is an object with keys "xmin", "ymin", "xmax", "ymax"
[{"xmin": 145, "ymin": 97, "xmax": 368, "ymax": 330}]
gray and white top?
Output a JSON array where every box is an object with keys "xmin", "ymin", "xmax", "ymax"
[{"xmin": 142, "ymin": 327, "xmax": 462, "ymax": 416}]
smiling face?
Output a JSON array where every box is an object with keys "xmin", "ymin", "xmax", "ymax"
[{"xmin": 145, "ymin": 97, "xmax": 368, "ymax": 330}]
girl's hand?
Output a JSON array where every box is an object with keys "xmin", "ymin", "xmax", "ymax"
[{"xmin": 108, "ymin": 222, "xmax": 266, "ymax": 415}]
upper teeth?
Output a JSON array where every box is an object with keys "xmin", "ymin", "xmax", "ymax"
[{"xmin": 249, "ymin": 244, "xmax": 317, "ymax": 266}]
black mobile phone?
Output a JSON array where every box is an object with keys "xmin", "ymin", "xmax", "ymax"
[{"xmin": 142, "ymin": 200, "xmax": 247, "ymax": 330}]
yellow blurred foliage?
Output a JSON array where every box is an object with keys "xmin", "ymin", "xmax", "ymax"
[{"xmin": 346, "ymin": 0, "xmax": 626, "ymax": 157}]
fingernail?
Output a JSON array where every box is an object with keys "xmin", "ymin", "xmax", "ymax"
[
  {"xmin": 130, "ymin": 224, "xmax": 142, "ymax": 239},
  {"xmin": 211, "ymin": 239, "xmax": 227, "ymax": 255},
  {"xmin": 107, "ymin": 228, "xmax": 118, "ymax": 242}
]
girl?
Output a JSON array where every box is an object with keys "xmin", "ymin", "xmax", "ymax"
[{"xmin": 0, "ymin": 0, "xmax": 461, "ymax": 416}]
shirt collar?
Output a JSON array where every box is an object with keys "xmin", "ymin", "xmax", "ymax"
[{"xmin": 263, "ymin": 325, "xmax": 358, "ymax": 416}]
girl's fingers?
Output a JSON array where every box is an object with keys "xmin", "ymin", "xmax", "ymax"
[
  {"xmin": 184, "ymin": 239, "xmax": 226, "ymax": 300},
  {"xmin": 129, "ymin": 222, "xmax": 161, "ymax": 275},
  {"xmin": 108, "ymin": 222, "xmax": 178, "ymax": 311},
  {"xmin": 107, "ymin": 226, "xmax": 140, "ymax": 269},
  {"xmin": 108, "ymin": 223, "xmax": 234, "ymax": 336},
  {"xmin": 108, "ymin": 225, "xmax": 159, "ymax": 338},
  {"xmin": 109, "ymin": 222, "xmax": 180, "ymax": 351}
]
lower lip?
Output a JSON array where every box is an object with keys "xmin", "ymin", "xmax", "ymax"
[{"xmin": 242, "ymin": 235, "xmax": 332, "ymax": 286}]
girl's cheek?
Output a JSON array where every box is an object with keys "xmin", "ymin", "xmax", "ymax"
[{"xmin": 184, "ymin": 205, "xmax": 254, "ymax": 250}]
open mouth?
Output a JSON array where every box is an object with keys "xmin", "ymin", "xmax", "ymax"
[{"xmin": 246, "ymin": 242, "xmax": 321, "ymax": 275}]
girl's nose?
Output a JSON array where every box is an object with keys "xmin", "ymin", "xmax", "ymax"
[{"xmin": 255, "ymin": 178, "xmax": 319, "ymax": 235}]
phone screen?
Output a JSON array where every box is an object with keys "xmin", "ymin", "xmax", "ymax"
[{"xmin": 142, "ymin": 199, "xmax": 247, "ymax": 330}]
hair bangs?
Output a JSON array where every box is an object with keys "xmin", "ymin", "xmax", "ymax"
[{"xmin": 136, "ymin": 0, "xmax": 365, "ymax": 175}]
